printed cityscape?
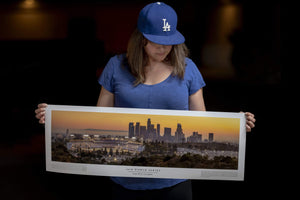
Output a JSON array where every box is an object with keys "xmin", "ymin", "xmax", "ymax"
[
  {"xmin": 128, "ymin": 118, "xmax": 215, "ymax": 143},
  {"xmin": 52, "ymin": 118, "xmax": 239, "ymax": 169}
]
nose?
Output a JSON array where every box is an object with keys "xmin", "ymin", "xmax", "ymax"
[
  {"xmin": 152, "ymin": 43, "xmax": 162, "ymax": 48},
  {"xmin": 154, "ymin": 43, "xmax": 168, "ymax": 50}
]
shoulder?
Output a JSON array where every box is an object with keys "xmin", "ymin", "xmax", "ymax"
[
  {"xmin": 104, "ymin": 54, "xmax": 127, "ymax": 72},
  {"xmin": 107, "ymin": 54, "xmax": 126, "ymax": 66},
  {"xmin": 183, "ymin": 57, "xmax": 206, "ymax": 94},
  {"xmin": 184, "ymin": 57, "xmax": 206, "ymax": 84},
  {"xmin": 99, "ymin": 54, "xmax": 127, "ymax": 92},
  {"xmin": 184, "ymin": 57, "xmax": 201, "ymax": 76},
  {"xmin": 185, "ymin": 57, "xmax": 194, "ymax": 64}
]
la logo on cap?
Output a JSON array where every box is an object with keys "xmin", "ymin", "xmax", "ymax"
[{"xmin": 162, "ymin": 18, "xmax": 170, "ymax": 32}]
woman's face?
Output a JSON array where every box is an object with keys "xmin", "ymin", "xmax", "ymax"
[{"xmin": 144, "ymin": 40, "xmax": 173, "ymax": 63}]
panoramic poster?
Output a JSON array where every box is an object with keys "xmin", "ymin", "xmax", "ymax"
[{"xmin": 45, "ymin": 105, "xmax": 246, "ymax": 180}]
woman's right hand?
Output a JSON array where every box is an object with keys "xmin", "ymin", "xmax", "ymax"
[{"xmin": 35, "ymin": 103, "xmax": 48, "ymax": 124}]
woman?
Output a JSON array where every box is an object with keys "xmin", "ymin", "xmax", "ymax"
[{"xmin": 35, "ymin": 2, "xmax": 255, "ymax": 200}]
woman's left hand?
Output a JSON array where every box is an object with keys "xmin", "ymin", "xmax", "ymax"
[{"xmin": 244, "ymin": 112, "xmax": 256, "ymax": 132}]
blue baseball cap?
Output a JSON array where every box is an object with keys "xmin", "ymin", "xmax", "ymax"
[{"xmin": 137, "ymin": 2, "xmax": 185, "ymax": 45}]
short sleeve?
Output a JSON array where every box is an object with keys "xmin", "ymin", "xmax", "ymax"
[
  {"xmin": 185, "ymin": 58, "xmax": 206, "ymax": 96},
  {"xmin": 98, "ymin": 56, "xmax": 116, "ymax": 93}
]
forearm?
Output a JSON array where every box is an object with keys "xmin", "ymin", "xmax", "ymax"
[
  {"xmin": 189, "ymin": 88, "xmax": 206, "ymax": 111},
  {"xmin": 97, "ymin": 87, "xmax": 114, "ymax": 107}
]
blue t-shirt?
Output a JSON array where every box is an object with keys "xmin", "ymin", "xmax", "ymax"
[{"xmin": 98, "ymin": 54, "xmax": 205, "ymax": 190}]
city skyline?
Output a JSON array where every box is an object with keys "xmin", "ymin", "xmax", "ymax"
[
  {"xmin": 52, "ymin": 110, "xmax": 240, "ymax": 143},
  {"xmin": 128, "ymin": 118, "xmax": 215, "ymax": 143}
]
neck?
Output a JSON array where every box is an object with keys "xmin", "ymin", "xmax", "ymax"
[
  {"xmin": 146, "ymin": 57, "xmax": 170, "ymax": 70},
  {"xmin": 148, "ymin": 57, "xmax": 162, "ymax": 66}
]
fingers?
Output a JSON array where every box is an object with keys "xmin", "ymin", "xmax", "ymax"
[
  {"xmin": 35, "ymin": 107, "xmax": 46, "ymax": 114},
  {"xmin": 38, "ymin": 103, "xmax": 48, "ymax": 108},
  {"xmin": 39, "ymin": 116, "xmax": 45, "ymax": 124},
  {"xmin": 246, "ymin": 112, "xmax": 256, "ymax": 123},
  {"xmin": 35, "ymin": 103, "xmax": 48, "ymax": 114},
  {"xmin": 246, "ymin": 118, "xmax": 255, "ymax": 129},
  {"xmin": 35, "ymin": 110, "xmax": 46, "ymax": 119},
  {"xmin": 35, "ymin": 103, "xmax": 48, "ymax": 124},
  {"xmin": 246, "ymin": 124, "xmax": 251, "ymax": 132},
  {"xmin": 245, "ymin": 112, "xmax": 255, "ymax": 118},
  {"xmin": 35, "ymin": 111, "xmax": 46, "ymax": 124},
  {"xmin": 243, "ymin": 112, "xmax": 256, "ymax": 132}
]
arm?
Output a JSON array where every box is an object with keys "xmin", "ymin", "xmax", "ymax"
[
  {"xmin": 97, "ymin": 87, "xmax": 114, "ymax": 107},
  {"xmin": 189, "ymin": 88, "xmax": 206, "ymax": 111}
]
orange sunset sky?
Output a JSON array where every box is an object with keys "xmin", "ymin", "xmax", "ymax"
[{"xmin": 52, "ymin": 110, "xmax": 240, "ymax": 143}]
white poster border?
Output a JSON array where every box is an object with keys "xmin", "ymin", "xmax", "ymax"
[{"xmin": 45, "ymin": 105, "xmax": 246, "ymax": 181}]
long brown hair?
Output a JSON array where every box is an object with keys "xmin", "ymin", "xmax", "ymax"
[{"xmin": 126, "ymin": 28, "xmax": 189, "ymax": 85}]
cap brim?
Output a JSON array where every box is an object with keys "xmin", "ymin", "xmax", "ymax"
[{"xmin": 142, "ymin": 31, "xmax": 185, "ymax": 45}]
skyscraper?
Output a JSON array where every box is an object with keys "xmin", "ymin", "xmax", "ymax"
[
  {"xmin": 128, "ymin": 122, "xmax": 134, "ymax": 138},
  {"xmin": 157, "ymin": 124, "xmax": 160, "ymax": 137},
  {"xmin": 209, "ymin": 133, "xmax": 214, "ymax": 142},
  {"xmin": 140, "ymin": 126, "xmax": 146, "ymax": 138},
  {"xmin": 135, "ymin": 122, "xmax": 140, "ymax": 137},
  {"xmin": 164, "ymin": 127, "xmax": 172, "ymax": 143},
  {"xmin": 147, "ymin": 118, "xmax": 151, "ymax": 139},
  {"xmin": 175, "ymin": 123, "xmax": 185, "ymax": 143},
  {"xmin": 187, "ymin": 132, "xmax": 202, "ymax": 143},
  {"xmin": 147, "ymin": 118, "xmax": 151, "ymax": 131},
  {"xmin": 66, "ymin": 129, "xmax": 70, "ymax": 140}
]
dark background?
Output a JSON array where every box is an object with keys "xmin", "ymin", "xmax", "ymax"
[{"xmin": 0, "ymin": 0, "xmax": 281, "ymax": 199}]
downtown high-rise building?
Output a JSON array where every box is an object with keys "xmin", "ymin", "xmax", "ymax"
[
  {"xmin": 175, "ymin": 123, "xmax": 185, "ymax": 143},
  {"xmin": 157, "ymin": 124, "xmax": 160, "ymax": 137},
  {"xmin": 135, "ymin": 122, "xmax": 140, "ymax": 137},
  {"xmin": 209, "ymin": 133, "xmax": 214, "ymax": 142},
  {"xmin": 163, "ymin": 127, "xmax": 172, "ymax": 142},
  {"xmin": 128, "ymin": 122, "xmax": 134, "ymax": 138},
  {"xmin": 187, "ymin": 132, "xmax": 202, "ymax": 143},
  {"xmin": 140, "ymin": 126, "xmax": 146, "ymax": 138}
]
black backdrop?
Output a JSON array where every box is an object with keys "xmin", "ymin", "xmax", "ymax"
[{"xmin": 1, "ymin": 0, "xmax": 281, "ymax": 199}]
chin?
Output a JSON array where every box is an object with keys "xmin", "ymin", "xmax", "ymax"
[{"xmin": 155, "ymin": 55, "xmax": 167, "ymax": 61}]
